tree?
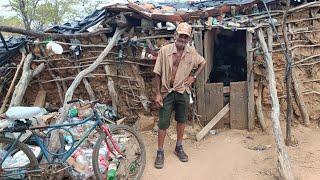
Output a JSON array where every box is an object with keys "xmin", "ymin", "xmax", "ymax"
[
  {"xmin": 8, "ymin": 0, "xmax": 39, "ymax": 30},
  {"xmin": 7, "ymin": 0, "xmax": 77, "ymax": 30}
]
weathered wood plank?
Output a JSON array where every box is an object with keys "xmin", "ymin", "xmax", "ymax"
[
  {"xmin": 194, "ymin": 31, "xmax": 206, "ymax": 121},
  {"xmin": 246, "ymin": 31, "xmax": 255, "ymax": 131},
  {"xmin": 230, "ymin": 81, "xmax": 248, "ymax": 129},
  {"xmin": 204, "ymin": 83, "xmax": 224, "ymax": 128},
  {"xmin": 196, "ymin": 103, "xmax": 229, "ymax": 141}
]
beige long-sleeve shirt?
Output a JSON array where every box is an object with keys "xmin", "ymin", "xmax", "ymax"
[{"xmin": 153, "ymin": 43, "xmax": 206, "ymax": 97}]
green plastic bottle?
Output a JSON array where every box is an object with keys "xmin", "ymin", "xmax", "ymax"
[{"xmin": 107, "ymin": 161, "xmax": 117, "ymax": 180}]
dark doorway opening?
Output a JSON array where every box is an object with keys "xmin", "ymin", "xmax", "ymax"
[{"xmin": 208, "ymin": 29, "xmax": 247, "ymax": 86}]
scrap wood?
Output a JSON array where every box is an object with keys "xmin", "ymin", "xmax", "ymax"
[
  {"xmin": 196, "ymin": 103, "xmax": 229, "ymax": 141},
  {"xmin": 0, "ymin": 26, "xmax": 112, "ymax": 39}
]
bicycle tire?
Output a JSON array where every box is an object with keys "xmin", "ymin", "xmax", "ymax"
[
  {"xmin": 0, "ymin": 137, "xmax": 39, "ymax": 180},
  {"xmin": 92, "ymin": 125, "xmax": 146, "ymax": 180}
]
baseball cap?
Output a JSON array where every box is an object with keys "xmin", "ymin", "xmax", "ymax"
[{"xmin": 176, "ymin": 22, "xmax": 192, "ymax": 37}]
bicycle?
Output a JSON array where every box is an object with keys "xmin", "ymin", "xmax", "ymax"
[{"xmin": 0, "ymin": 99, "xmax": 146, "ymax": 180}]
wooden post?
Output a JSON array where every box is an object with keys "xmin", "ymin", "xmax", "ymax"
[
  {"xmin": 255, "ymin": 77, "xmax": 267, "ymax": 131},
  {"xmin": 292, "ymin": 70, "xmax": 310, "ymax": 126},
  {"xmin": 0, "ymin": 50, "xmax": 26, "ymax": 113},
  {"xmin": 247, "ymin": 30, "xmax": 255, "ymax": 131},
  {"xmin": 282, "ymin": 7, "xmax": 294, "ymax": 146},
  {"xmin": 9, "ymin": 54, "xmax": 45, "ymax": 107},
  {"xmin": 104, "ymin": 65, "xmax": 118, "ymax": 113},
  {"xmin": 194, "ymin": 31, "xmax": 205, "ymax": 121},
  {"xmin": 257, "ymin": 28, "xmax": 294, "ymax": 180}
]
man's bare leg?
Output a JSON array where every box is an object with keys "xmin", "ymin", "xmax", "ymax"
[
  {"xmin": 176, "ymin": 122, "xmax": 185, "ymax": 144},
  {"xmin": 155, "ymin": 129, "xmax": 166, "ymax": 169},
  {"xmin": 158, "ymin": 129, "xmax": 166, "ymax": 149},
  {"xmin": 175, "ymin": 122, "xmax": 188, "ymax": 162}
]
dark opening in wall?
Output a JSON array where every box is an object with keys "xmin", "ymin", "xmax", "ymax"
[{"xmin": 208, "ymin": 29, "xmax": 247, "ymax": 86}]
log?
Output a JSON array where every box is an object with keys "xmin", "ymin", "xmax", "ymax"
[
  {"xmin": 247, "ymin": 30, "xmax": 255, "ymax": 131},
  {"xmin": 9, "ymin": 54, "xmax": 45, "ymax": 107},
  {"xmin": 196, "ymin": 103, "xmax": 229, "ymax": 141},
  {"xmin": 0, "ymin": 50, "xmax": 26, "ymax": 113},
  {"xmin": 255, "ymin": 77, "xmax": 267, "ymax": 131},
  {"xmin": 73, "ymin": 60, "xmax": 95, "ymax": 101},
  {"xmin": 104, "ymin": 65, "xmax": 118, "ymax": 113},
  {"xmin": 48, "ymin": 27, "xmax": 126, "ymax": 153},
  {"xmin": 292, "ymin": 70, "xmax": 310, "ymax": 126},
  {"xmin": 257, "ymin": 28, "xmax": 294, "ymax": 180},
  {"xmin": 282, "ymin": 8, "xmax": 294, "ymax": 146},
  {"xmin": 0, "ymin": 25, "xmax": 112, "ymax": 39},
  {"xmin": 33, "ymin": 90, "xmax": 46, "ymax": 107}
]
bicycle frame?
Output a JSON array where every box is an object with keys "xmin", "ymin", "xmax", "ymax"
[{"xmin": 0, "ymin": 109, "xmax": 124, "ymax": 172}]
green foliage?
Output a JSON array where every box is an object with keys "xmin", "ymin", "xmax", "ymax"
[
  {"xmin": 0, "ymin": 16, "xmax": 23, "ymax": 27},
  {"xmin": 3, "ymin": 0, "xmax": 110, "ymax": 30}
]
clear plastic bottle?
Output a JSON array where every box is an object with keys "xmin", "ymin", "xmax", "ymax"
[{"xmin": 73, "ymin": 150, "xmax": 89, "ymax": 167}]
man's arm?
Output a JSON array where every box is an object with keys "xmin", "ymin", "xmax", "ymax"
[
  {"xmin": 184, "ymin": 60, "xmax": 206, "ymax": 86},
  {"xmin": 194, "ymin": 61, "xmax": 206, "ymax": 78},
  {"xmin": 153, "ymin": 48, "xmax": 163, "ymax": 107},
  {"xmin": 154, "ymin": 74, "xmax": 163, "ymax": 107}
]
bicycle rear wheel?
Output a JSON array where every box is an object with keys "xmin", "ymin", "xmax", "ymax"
[
  {"xmin": 0, "ymin": 137, "xmax": 39, "ymax": 180},
  {"xmin": 92, "ymin": 125, "xmax": 146, "ymax": 180}
]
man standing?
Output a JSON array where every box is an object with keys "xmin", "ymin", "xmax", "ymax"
[{"xmin": 153, "ymin": 22, "xmax": 206, "ymax": 169}]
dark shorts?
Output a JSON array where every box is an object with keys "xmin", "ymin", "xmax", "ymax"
[{"xmin": 158, "ymin": 91, "xmax": 189, "ymax": 130}]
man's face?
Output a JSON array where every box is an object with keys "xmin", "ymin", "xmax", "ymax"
[{"xmin": 175, "ymin": 33, "xmax": 190, "ymax": 49}]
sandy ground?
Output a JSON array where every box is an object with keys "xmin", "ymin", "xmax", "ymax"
[{"xmin": 140, "ymin": 121, "xmax": 320, "ymax": 180}]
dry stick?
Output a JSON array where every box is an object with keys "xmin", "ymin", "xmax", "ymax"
[
  {"xmin": 104, "ymin": 64, "xmax": 118, "ymax": 113},
  {"xmin": 46, "ymin": 62, "xmax": 64, "ymax": 104},
  {"xmin": 40, "ymin": 74, "xmax": 133, "ymax": 83},
  {"xmin": 47, "ymin": 27, "xmax": 126, "ymax": 153},
  {"xmin": 292, "ymin": 71, "xmax": 310, "ymax": 126},
  {"xmin": 72, "ymin": 58, "xmax": 95, "ymax": 101},
  {"xmin": 9, "ymin": 54, "xmax": 45, "ymax": 107},
  {"xmin": 282, "ymin": 5, "xmax": 294, "ymax": 146},
  {"xmin": 45, "ymin": 61, "xmax": 154, "ymax": 70},
  {"xmin": 0, "ymin": 25, "xmax": 112, "ymax": 39},
  {"xmin": 257, "ymin": 29, "xmax": 294, "ymax": 180},
  {"xmin": 255, "ymin": 77, "xmax": 267, "ymax": 131},
  {"xmin": 293, "ymin": 54, "xmax": 320, "ymax": 65},
  {"xmin": 0, "ymin": 51, "xmax": 26, "ymax": 113}
]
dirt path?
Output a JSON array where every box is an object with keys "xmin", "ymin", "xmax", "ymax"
[{"xmin": 140, "ymin": 122, "xmax": 320, "ymax": 180}]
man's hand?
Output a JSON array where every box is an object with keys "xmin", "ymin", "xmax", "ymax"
[
  {"xmin": 184, "ymin": 76, "xmax": 196, "ymax": 87},
  {"xmin": 155, "ymin": 93, "xmax": 163, "ymax": 107}
]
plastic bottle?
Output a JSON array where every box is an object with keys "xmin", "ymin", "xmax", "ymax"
[
  {"xmin": 141, "ymin": 44, "xmax": 146, "ymax": 59},
  {"xmin": 73, "ymin": 150, "xmax": 89, "ymax": 167},
  {"xmin": 107, "ymin": 160, "xmax": 118, "ymax": 180}
]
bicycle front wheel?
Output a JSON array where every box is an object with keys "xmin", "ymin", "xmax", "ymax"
[
  {"xmin": 92, "ymin": 125, "xmax": 146, "ymax": 180},
  {"xmin": 0, "ymin": 137, "xmax": 39, "ymax": 180}
]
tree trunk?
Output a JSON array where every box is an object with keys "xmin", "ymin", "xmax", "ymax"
[
  {"xmin": 47, "ymin": 27, "xmax": 126, "ymax": 153},
  {"xmin": 9, "ymin": 54, "xmax": 45, "ymax": 107},
  {"xmin": 257, "ymin": 28, "xmax": 294, "ymax": 180}
]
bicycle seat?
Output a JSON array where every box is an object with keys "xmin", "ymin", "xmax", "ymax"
[{"xmin": 5, "ymin": 106, "xmax": 42, "ymax": 120}]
